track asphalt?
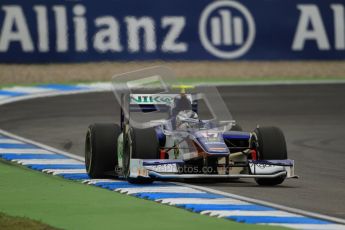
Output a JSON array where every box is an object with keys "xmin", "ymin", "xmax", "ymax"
[{"xmin": 0, "ymin": 84, "xmax": 344, "ymax": 219}]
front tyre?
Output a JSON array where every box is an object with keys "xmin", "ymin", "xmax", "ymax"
[
  {"xmin": 85, "ymin": 123, "xmax": 121, "ymax": 178},
  {"xmin": 123, "ymin": 127, "xmax": 160, "ymax": 184},
  {"xmin": 252, "ymin": 126, "xmax": 287, "ymax": 186}
]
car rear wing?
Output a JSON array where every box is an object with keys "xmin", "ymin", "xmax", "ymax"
[
  {"xmin": 129, "ymin": 93, "xmax": 197, "ymax": 112},
  {"xmin": 120, "ymin": 93, "xmax": 197, "ymax": 130}
]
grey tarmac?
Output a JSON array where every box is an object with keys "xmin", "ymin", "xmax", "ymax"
[{"xmin": 0, "ymin": 84, "xmax": 344, "ymax": 219}]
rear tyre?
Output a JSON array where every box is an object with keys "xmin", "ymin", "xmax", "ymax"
[
  {"xmin": 252, "ymin": 126, "xmax": 287, "ymax": 186},
  {"xmin": 85, "ymin": 124, "xmax": 121, "ymax": 178},
  {"xmin": 123, "ymin": 126, "xmax": 160, "ymax": 184}
]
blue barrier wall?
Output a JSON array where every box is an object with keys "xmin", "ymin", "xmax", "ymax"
[{"xmin": 0, "ymin": 0, "xmax": 344, "ymax": 62}]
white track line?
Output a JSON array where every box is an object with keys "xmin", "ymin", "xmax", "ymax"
[
  {"xmin": 0, "ymin": 149, "xmax": 54, "ymax": 154},
  {"xmin": 77, "ymin": 82, "xmax": 112, "ymax": 90},
  {"xmin": 2, "ymin": 86, "xmax": 55, "ymax": 94},
  {"xmin": 262, "ymin": 223, "xmax": 345, "ymax": 230},
  {"xmin": 82, "ymin": 179, "xmax": 122, "ymax": 184},
  {"xmin": 43, "ymin": 169, "xmax": 87, "ymax": 175},
  {"xmin": 0, "ymin": 139, "xmax": 25, "ymax": 144},
  {"xmin": 116, "ymin": 186, "xmax": 204, "ymax": 194},
  {"xmin": 158, "ymin": 198, "xmax": 249, "ymax": 205},
  {"xmin": 201, "ymin": 210, "xmax": 301, "ymax": 218},
  {"xmin": 0, "ymin": 95, "xmax": 10, "ymax": 100},
  {"xmin": 176, "ymin": 182, "xmax": 345, "ymax": 225},
  {"xmin": 0, "ymin": 129, "xmax": 84, "ymax": 162},
  {"xmin": 14, "ymin": 159, "xmax": 83, "ymax": 165},
  {"xmin": 0, "ymin": 88, "xmax": 108, "ymax": 106}
]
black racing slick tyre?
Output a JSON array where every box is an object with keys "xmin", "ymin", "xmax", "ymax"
[
  {"xmin": 85, "ymin": 124, "xmax": 121, "ymax": 178},
  {"xmin": 254, "ymin": 126, "xmax": 287, "ymax": 160},
  {"xmin": 253, "ymin": 126, "xmax": 287, "ymax": 186},
  {"xmin": 123, "ymin": 126, "xmax": 160, "ymax": 184}
]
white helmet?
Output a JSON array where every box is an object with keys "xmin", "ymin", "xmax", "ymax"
[{"xmin": 176, "ymin": 110, "xmax": 199, "ymax": 129}]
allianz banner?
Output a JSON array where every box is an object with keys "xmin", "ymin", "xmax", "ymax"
[{"xmin": 0, "ymin": 0, "xmax": 344, "ymax": 62}]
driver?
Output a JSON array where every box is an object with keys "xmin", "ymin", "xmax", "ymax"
[
  {"xmin": 176, "ymin": 110, "xmax": 200, "ymax": 130},
  {"xmin": 171, "ymin": 94, "xmax": 192, "ymax": 117}
]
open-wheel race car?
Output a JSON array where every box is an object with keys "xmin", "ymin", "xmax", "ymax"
[{"xmin": 85, "ymin": 67, "xmax": 297, "ymax": 185}]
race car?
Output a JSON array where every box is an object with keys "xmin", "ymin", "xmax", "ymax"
[{"xmin": 84, "ymin": 69, "xmax": 297, "ymax": 186}]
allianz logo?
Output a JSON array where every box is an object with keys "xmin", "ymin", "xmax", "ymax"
[
  {"xmin": 199, "ymin": 1, "xmax": 255, "ymax": 59},
  {"xmin": 209, "ymin": 10, "xmax": 244, "ymax": 46},
  {"xmin": 0, "ymin": 4, "xmax": 188, "ymax": 54},
  {"xmin": 0, "ymin": 1, "xmax": 344, "ymax": 58}
]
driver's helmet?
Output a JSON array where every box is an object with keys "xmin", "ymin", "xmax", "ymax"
[
  {"xmin": 176, "ymin": 110, "xmax": 199, "ymax": 129},
  {"xmin": 171, "ymin": 94, "xmax": 192, "ymax": 117}
]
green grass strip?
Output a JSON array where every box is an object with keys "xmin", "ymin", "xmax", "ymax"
[{"xmin": 0, "ymin": 160, "xmax": 286, "ymax": 230}]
